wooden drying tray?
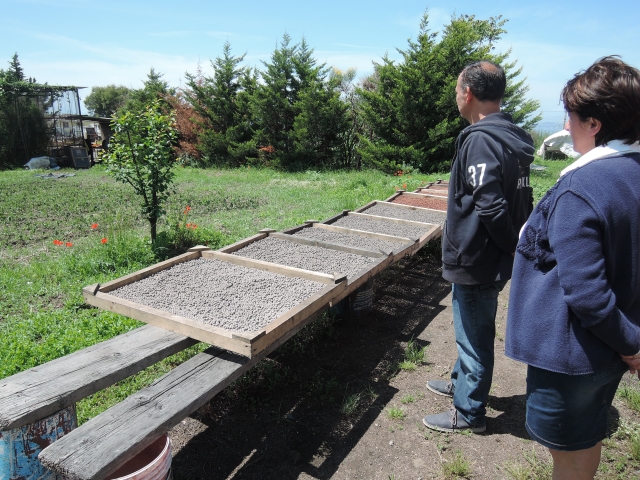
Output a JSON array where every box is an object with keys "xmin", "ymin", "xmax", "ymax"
[
  {"xmin": 385, "ymin": 189, "xmax": 448, "ymax": 201},
  {"xmin": 281, "ymin": 219, "xmax": 417, "ymax": 264},
  {"xmin": 323, "ymin": 208, "xmax": 442, "ymax": 258},
  {"xmin": 413, "ymin": 187, "xmax": 448, "ymax": 197},
  {"xmin": 83, "ymin": 246, "xmax": 347, "ymax": 359},
  {"xmin": 217, "ymin": 228, "xmax": 394, "ymax": 307}
]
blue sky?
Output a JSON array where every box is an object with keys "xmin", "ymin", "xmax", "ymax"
[{"xmin": 2, "ymin": 0, "xmax": 638, "ymax": 129}]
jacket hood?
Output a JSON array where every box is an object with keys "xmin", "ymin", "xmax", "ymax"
[{"xmin": 460, "ymin": 112, "xmax": 535, "ymax": 167}]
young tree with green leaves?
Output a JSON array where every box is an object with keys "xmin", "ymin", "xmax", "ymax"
[
  {"xmin": 84, "ymin": 85, "xmax": 132, "ymax": 117},
  {"xmin": 332, "ymin": 67, "xmax": 366, "ymax": 169},
  {"xmin": 358, "ymin": 12, "xmax": 541, "ymax": 173},
  {"xmin": 105, "ymin": 100, "xmax": 177, "ymax": 242}
]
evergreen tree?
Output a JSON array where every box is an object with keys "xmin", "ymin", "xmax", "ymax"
[
  {"xmin": 358, "ymin": 12, "xmax": 541, "ymax": 173},
  {"xmin": 252, "ymin": 34, "xmax": 300, "ymax": 164},
  {"xmin": 124, "ymin": 68, "xmax": 174, "ymax": 113},
  {"xmin": 184, "ymin": 42, "xmax": 257, "ymax": 166},
  {"xmin": 292, "ymin": 75, "xmax": 349, "ymax": 168},
  {"xmin": 253, "ymin": 34, "xmax": 350, "ymax": 169},
  {"xmin": 0, "ymin": 54, "xmax": 51, "ymax": 168},
  {"xmin": 7, "ymin": 53, "xmax": 24, "ymax": 82}
]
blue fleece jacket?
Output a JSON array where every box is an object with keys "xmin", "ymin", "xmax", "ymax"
[{"xmin": 505, "ymin": 152, "xmax": 640, "ymax": 375}]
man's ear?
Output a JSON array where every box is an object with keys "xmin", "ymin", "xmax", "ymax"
[{"xmin": 464, "ymin": 86, "xmax": 473, "ymax": 103}]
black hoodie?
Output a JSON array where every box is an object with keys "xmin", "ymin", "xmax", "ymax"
[{"xmin": 442, "ymin": 112, "xmax": 534, "ymax": 285}]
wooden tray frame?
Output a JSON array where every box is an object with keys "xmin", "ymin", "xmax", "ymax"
[
  {"xmin": 409, "ymin": 187, "xmax": 449, "ymax": 197},
  {"xmin": 83, "ymin": 247, "xmax": 346, "ymax": 358},
  {"xmin": 385, "ymin": 190, "xmax": 448, "ymax": 202},
  {"xmin": 322, "ymin": 209, "xmax": 442, "ymax": 258},
  {"xmin": 216, "ymin": 230, "xmax": 395, "ymax": 309}
]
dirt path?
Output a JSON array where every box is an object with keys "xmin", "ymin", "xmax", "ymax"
[{"xmin": 166, "ymin": 247, "xmax": 628, "ymax": 479}]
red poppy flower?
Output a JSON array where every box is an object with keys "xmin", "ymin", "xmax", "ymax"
[
  {"xmin": 91, "ymin": 223, "xmax": 99, "ymax": 229},
  {"xmin": 53, "ymin": 239, "xmax": 63, "ymax": 245},
  {"xmin": 101, "ymin": 238, "xmax": 108, "ymax": 244},
  {"xmin": 65, "ymin": 242, "xmax": 73, "ymax": 247},
  {"xmin": 183, "ymin": 206, "xmax": 191, "ymax": 215}
]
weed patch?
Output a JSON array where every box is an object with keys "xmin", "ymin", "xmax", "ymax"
[
  {"xmin": 443, "ymin": 450, "xmax": 471, "ymax": 478},
  {"xmin": 618, "ymin": 380, "xmax": 640, "ymax": 413},
  {"xmin": 387, "ymin": 406, "xmax": 406, "ymax": 421}
]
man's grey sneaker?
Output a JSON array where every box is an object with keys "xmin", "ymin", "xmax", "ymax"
[
  {"xmin": 422, "ymin": 408, "xmax": 486, "ymax": 433},
  {"xmin": 426, "ymin": 380, "xmax": 455, "ymax": 398}
]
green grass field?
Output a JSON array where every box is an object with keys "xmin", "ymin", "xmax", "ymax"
[{"xmin": 0, "ymin": 158, "xmax": 569, "ymax": 423}]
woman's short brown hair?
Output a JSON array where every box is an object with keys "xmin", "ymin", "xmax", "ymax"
[{"xmin": 561, "ymin": 56, "xmax": 640, "ymax": 146}]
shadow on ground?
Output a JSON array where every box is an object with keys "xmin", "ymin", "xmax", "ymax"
[{"xmin": 170, "ymin": 246, "xmax": 451, "ymax": 479}]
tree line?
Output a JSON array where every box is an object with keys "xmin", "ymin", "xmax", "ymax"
[{"xmin": 5, "ymin": 12, "xmax": 541, "ymax": 173}]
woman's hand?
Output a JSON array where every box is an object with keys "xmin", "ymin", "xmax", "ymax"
[{"xmin": 621, "ymin": 353, "xmax": 640, "ymax": 378}]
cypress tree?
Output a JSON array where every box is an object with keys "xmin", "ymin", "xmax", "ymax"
[
  {"xmin": 358, "ymin": 12, "xmax": 541, "ymax": 173},
  {"xmin": 185, "ymin": 42, "xmax": 256, "ymax": 166}
]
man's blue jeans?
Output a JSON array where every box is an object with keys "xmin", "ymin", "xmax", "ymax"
[{"xmin": 450, "ymin": 280, "xmax": 507, "ymax": 426}]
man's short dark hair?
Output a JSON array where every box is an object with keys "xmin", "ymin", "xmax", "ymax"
[
  {"xmin": 460, "ymin": 61, "xmax": 506, "ymax": 102},
  {"xmin": 561, "ymin": 56, "xmax": 640, "ymax": 146}
]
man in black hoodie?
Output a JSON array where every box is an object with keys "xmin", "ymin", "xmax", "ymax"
[{"xmin": 423, "ymin": 61, "xmax": 534, "ymax": 433}]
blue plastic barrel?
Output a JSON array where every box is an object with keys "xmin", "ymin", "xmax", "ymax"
[{"xmin": 0, "ymin": 405, "xmax": 76, "ymax": 479}]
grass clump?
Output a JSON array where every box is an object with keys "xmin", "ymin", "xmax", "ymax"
[
  {"xmin": 443, "ymin": 450, "xmax": 471, "ymax": 478},
  {"xmin": 502, "ymin": 447, "xmax": 552, "ymax": 480},
  {"xmin": 618, "ymin": 380, "xmax": 640, "ymax": 413},
  {"xmin": 387, "ymin": 406, "xmax": 406, "ymax": 421},
  {"xmin": 398, "ymin": 360, "xmax": 417, "ymax": 371},
  {"xmin": 401, "ymin": 394, "xmax": 415, "ymax": 404},
  {"xmin": 405, "ymin": 338, "xmax": 427, "ymax": 363},
  {"xmin": 341, "ymin": 392, "xmax": 362, "ymax": 416},
  {"xmin": 399, "ymin": 338, "xmax": 427, "ymax": 371},
  {"xmin": 598, "ymin": 419, "xmax": 640, "ymax": 476}
]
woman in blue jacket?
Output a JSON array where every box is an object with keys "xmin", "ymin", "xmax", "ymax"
[{"xmin": 506, "ymin": 56, "xmax": 640, "ymax": 479}]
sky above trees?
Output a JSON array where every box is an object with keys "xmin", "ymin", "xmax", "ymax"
[{"xmin": 2, "ymin": 0, "xmax": 638, "ymax": 130}]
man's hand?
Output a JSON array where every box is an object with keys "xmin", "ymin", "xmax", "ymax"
[{"xmin": 621, "ymin": 353, "xmax": 640, "ymax": 378}]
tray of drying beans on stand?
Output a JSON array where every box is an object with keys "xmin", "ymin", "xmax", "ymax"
[
  {"xmin": 384, "ymin": 188, "xmax": 448, "ymax": 212},
  {"xmin": 217, "ymin": 227, "xmax": 395, "ymax": 306},
  {"xmin": 83, "ymin": 245, "xmax": 347, "ymax": 358},
  {"xmin": 319, "ymin": 206, "xmax": 443, "ymax": 257}
]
